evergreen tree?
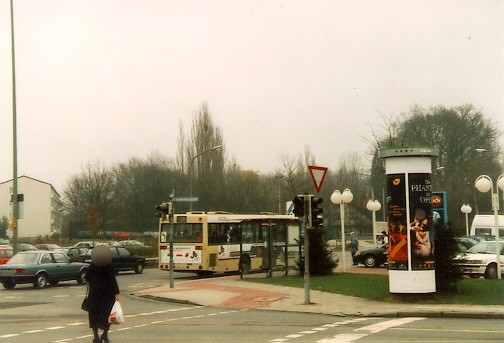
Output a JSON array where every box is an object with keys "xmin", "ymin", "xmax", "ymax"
[
  {"xmin": 434, "ymin": 221, "xmax": 464, "ymax": 292},
  {"xmin": 296, "ymin": 228, "xmax": 338, "ymax": 276}
]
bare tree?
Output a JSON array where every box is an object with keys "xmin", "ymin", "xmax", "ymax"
[
  {"xmin": 113, "ymin": 154, "xmax": 179, "ymax": 232},
  {"xmin": 178, "ymin": 103, "xmax": 226, "ymax": 210},
  {"xmin": 62, "ymin": 161, "xmax": 117, "ymax": 235}
]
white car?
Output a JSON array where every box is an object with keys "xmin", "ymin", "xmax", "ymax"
[
  {"xmin": 114, "ymin": 240, "xmax": 147, "ymax": 247},
  {"xmin": 72, "ymin": 241, "xmax": 109, "ymax": 249},
  {"xmin": 454, "ymin": 241, "xmax": 504, "ymax": 279}
]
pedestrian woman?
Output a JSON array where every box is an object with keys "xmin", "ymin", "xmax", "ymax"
[
  {"xmin": 349, "ymin": 232, "xmax": 359, "ymax": 265},
  {"xmin": 87, "ymin": 245, "xmax": 120, "ymax": 343}
]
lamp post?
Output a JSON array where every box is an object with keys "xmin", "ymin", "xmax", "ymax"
[
  {"xmin": 10, "ymin": 0, "xmax": 19, "ymax": 254},
  {"xmin": 474, "ymin": 173, "xmax": 504, "ymax": 279},
  {"xmin": 366, "ymin": 199, "xmax": 381, "ymax": 246},
  {"xmin": 275, "ymin": 174, "xmax": 284, "ymax": 214},
  {"xmin": 189, "ymin": 145, "xmax": 222, "ymax": 211},
  {"xmin": 460, "ymin": 204, "xmax": 472, "ymax": 236},
  {"xmin": 331, "ymin": 189, "xmax": 353, "ymax": 272}
]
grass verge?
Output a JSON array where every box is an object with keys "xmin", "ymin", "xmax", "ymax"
[{"xmin": 243, "ymin": 273, "xmax": 504, "ymax": 305}]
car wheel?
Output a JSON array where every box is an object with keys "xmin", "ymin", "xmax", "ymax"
[
  {"xmin": 34, "ymin": 273, "xmax": 48, "ymax": 288},
  {"xmin": 364, "ymin": 255, "xmax": 377, "ymax": 268},
  {"xmin": 77, "ymin": 269, "xmax": 87, "ymax": 285},
  {"xmin": 484, "ymin": 264, "xmax": 497, "ymax": 279},
  {"xmin": 134, "ymin": 263, "xmax": 144, "ymax": 274},
  {"xmin": 2, "ymin": 280, "xmax": 16, "ymax": 289}
]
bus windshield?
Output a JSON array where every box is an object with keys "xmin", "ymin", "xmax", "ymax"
[{"xmin": 160, "ymin": 223, "xmax": 203, "ymax": 243}]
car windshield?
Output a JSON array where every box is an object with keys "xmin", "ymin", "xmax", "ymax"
[
  {"xmin": 8, "ymin": 253, "xmax": 38, "ymax": 264},
  {"xmin": 467, "ymin": 241, "xmax": 504, "ymax": 255}
]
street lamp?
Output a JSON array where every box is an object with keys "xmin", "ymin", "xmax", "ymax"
[
  {"xmin": 189, "ymin": 145, "xmax": 222, "ymax": 211},
  {"xmin": 366, "ymin": 199, "xmax": 381, "ymax": 245},
  {"xmin": 275, "ymin": 174, "xmax": 284, "ymax": 214},
  {"xmin": 460, "ymin": 204, "xmax": 472, "ymax": 236},
  {"xmin": 331, "ymin": 189, "xmax": 353, "ymax": 272},
  {"xmin": 474, "ymin": 173, "xmax": 504, "ymax": 279}
]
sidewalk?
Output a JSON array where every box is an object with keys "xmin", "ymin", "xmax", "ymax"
[{"xmin": 133, "ymin": 268, "xmax": 504, "ymax": 319}]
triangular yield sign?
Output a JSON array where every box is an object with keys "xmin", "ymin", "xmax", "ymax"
[{"xmin": 308, "ymin": 165, "xmax": 328, "ymax": 193}]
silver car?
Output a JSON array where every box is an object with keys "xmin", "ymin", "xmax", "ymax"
[{"xmin": 0, "ymin": 251, "xmax": 89, "ymax": 289}]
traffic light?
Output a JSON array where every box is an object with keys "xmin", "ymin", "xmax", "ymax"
[
  {"xmin": 292, "ymin": 195, "xmax": 305, "ymax": 217},
  {"xmin": 155, "ymin": 202, "xmax": 170, "ymax": 218},
  {"xmin": 310, "ymin": 197, "xmax": 323, "ymax": 227}
]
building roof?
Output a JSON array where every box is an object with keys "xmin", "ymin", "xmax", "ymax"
[{"xmin": 0, "ymin": 175, "xmax": 60, "ymax": 197}]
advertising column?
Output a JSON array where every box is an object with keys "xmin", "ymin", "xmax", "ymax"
[{"xmin": 379, "ymin": 147, "xmax": 438, "ymax": 294}]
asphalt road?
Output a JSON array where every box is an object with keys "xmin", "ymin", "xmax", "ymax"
[{"xmin": 0, "ymin": 269, "xmax": 501, "ymax": 342}]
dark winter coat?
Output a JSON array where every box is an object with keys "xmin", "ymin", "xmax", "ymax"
[{"xmin": 87, "ymin": 263, "xmax": 120, "ymax": 329}]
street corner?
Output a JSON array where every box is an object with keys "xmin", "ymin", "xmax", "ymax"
[
  {"xmin": 181, "ymin": 277, "xmax": 288, "ymax": 310},
  {"xmin": 219, "ymin": 288, "xmax": 286, "ymax": 310}
]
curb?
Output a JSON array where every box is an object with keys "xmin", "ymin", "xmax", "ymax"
[
  {"xmin": 136, "ymin": 294, "xmax": 201, "ymax": 306},
  {"xmin": 131, "ymin": 291, "xmax": 504, "ymax": 320}
]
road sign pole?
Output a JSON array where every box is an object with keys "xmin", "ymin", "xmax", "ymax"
[
  {"xmin": 304, "ymin": 195, "xmax": 311, "ymax": 305},
  {"xmin": 169, "ymin": 190, "xmax": 175, "ymax": 289}
]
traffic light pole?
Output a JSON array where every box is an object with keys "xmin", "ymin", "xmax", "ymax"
[
  {"xmin": 304, "ymin": 195, "xmax": 311, "ymax": 305},
  {"xmin": 169, "ymin": 191, "xmax": 175, "ymax": 289}
]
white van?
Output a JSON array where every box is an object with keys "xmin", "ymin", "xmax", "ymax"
[{"xmin": 470, "ymin": 215, "xmax": 504, "ymax": 237}]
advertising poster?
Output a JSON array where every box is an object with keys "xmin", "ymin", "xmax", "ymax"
[
  {"xmin": 432, "ymin": 191, "xmax": 448, "ymax": 224},
  {"xmin": 386, "ymin": 174, "xmax": 408, "ymax": 270},
  {"xmin": 408, "ymin": 173, "xmax": 435, "ymax": 270}
]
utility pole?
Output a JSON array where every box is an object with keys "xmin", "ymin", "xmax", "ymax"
[
  {"xmin": 169, "ymin": 190, "xmax": 175, "ymax": 288},
  {"xmin": 10, "ymin": 0, "xmax": 19, "ymax": 254}
]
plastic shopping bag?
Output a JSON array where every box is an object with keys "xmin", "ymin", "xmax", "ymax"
[{"xmin": 108, "ymin": 301, "xmax": 124, "ymax": 324}]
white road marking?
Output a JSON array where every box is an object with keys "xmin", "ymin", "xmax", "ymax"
[
  {"xmin": 0, "ymin": 306, "xmax": 238, "ymax": 341},
  {"xmin": 286, "ymin": 334, "xmax": 303, "ymax": 338},
  {"xmin": 116, "ymin": 327, "xmax": 133, "ymax": 331},
  {"xmin": 0, "ymin": 334, "xmax": 20, "ymax": 338},
  {"xmin": 67, "ymin": 322, "xmax": 86, "ymax": 326},
  {"xmin": 317, "ymin": 333, "xmax": 368, "ymax": 343},
  {"xmin": 22, "ymin": 329, "xmax": 45, "ymax": 334},
  {"xmin": 356, "ymin": 317, "xmax": 424, "ymax": 334},
  {"xmin": 271, "ymin": 317, "xmax": 424, "ymax": 343}
]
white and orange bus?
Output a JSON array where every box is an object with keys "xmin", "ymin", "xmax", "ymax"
[{"xmin": 158, "ymin": 212, "xmax": 300, "ymax": 276}]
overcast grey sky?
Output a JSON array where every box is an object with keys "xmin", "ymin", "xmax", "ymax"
[{"xmin": 0, "ymin": 1, "xmax": 502, "ymax": 191}]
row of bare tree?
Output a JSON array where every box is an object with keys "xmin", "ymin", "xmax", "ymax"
[{"xmin": 62, "ymin": 103, "xmax": 502, "ymax": 238}]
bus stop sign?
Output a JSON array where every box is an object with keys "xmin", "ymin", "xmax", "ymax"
[{"xmin": 308, "ymin": 165, "xmax": 328, "ymax": 193}]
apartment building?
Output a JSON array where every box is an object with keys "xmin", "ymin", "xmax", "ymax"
[{"xmin": 0, "ymin": 176, "xmax": 61, "ymax": 238}]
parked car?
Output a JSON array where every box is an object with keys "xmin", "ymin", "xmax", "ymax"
[
  {"xmin": 17, "ymin": 243, "xmax": 38, "ymax": 251},
  {"xmin": 114, "ymin": 240, "xmax": 148, "ymax": 247},
  {"xmin": 72, "ymin": 241, "xmax": 109, "ymax": 249},
  {"xmin": 0, "ymin": 246, "xmax": 13, "ymax": 264},
  {"xmin": 34, "ymin": 243, "xmax": 60, "ymax": 251},
  {"xmin": 352, "ymin": 243, "xmax": 388, "ymax": 268},
  {"xmin": 79, "ymin": 246, "xmax": 146, "ymax": 274},
  {"xmin": 453, "ymin": 240, "xmax": 504, "ymax": 279},
  {"xmin": 143, "ymin": 231, "xmax": 159, "ymax": 238},
  {"xmin": 0, "ymin": 250, "xmax": 89, "ymax": 289},
  {"xmin": 54, "ymin": 247, "xmax": 86, "ymax": 262},
  {"xmin": 468, "ymin": 235, "xmax": 499, "ymax": 242},
  {"xmin": 455, "ymin": 236, "xmax": 479, "ymax": 253}
]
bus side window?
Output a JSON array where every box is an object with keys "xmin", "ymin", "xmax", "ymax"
[{"xmin": 209, "ymin": 224, "xmax": 219, "ymax": 244}]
